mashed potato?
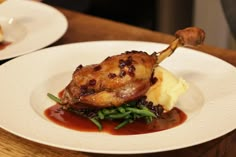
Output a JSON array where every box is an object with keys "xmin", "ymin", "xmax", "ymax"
[{"xmin": 146, "ymin": 66, "xmax": 188, "ymax": 111}]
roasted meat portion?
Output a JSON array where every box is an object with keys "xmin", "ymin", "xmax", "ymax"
[
  {"xmin": 61, "ymin": 27, "xmax": 205, "ymax": 108},
  {"xmin": 62, "ymin": 51, "xmax": 157, "ymax": 107}
]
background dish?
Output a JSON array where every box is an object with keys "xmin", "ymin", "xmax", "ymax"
[
  {"xmin": 0, "ymin": 41, "xmax": 235, "ymax": 154},
  {"xmin": 0, "ymin": 0, "xmax": 67, "ymax": 60}
]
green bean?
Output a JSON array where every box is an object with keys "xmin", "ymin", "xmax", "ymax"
[
  {"xmin": 98, "ymin": 110, "xmax": 104, "ymax": 119},
  {"xmin": 140, "ymin": 105, "xmax": 150, "ymax": 111},
  {"xmin": 47, "ymin": 93, "xmax": 62, "ymax": 104},
  {"xmin": 114, "ymin": 119, "xmax": 130, "ymax": 130},
  {"xmin": 108, "ymin": 111, "xmax": 131, "ymax": 119},
  {"xmin": 89, "ymin": 117, "xmax": 102, "ymax": 131},
  {"xmin": 67, "ymin": 107, "xmax": 83, "ymax": 116},
  {"xmin": 126, "ymin": 107, "xmax": 156, "ymax": 117},
  {"xmin": 133, "ymin": 114, "xmax": 142, "ymax": 119},
  {"xmin": 101, "ymin": 108, "xmax": 109, "ymax": 115},
  {"xmin": 102, "ymin": 108, "xmax": 117, "ymax": 115},
  {"xmin": 117, "ymin": 106, "xmax": 126, "ymax": 113},
  {"xmin": 145, "ymin": 116, "xmax": 153, "ymax": 124}
]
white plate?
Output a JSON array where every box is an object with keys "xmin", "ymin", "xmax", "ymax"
[
  {"xmin": 0, "ymin": 41, "xmax": 235, "ymax": 154},
  {"xmin": 0, "ymin": 0, "xmax": 67, "ymax": 60}
]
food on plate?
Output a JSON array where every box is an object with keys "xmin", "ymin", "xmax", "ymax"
[
  {"xmin": 62, "ymin": 50, "xmax": 157, "ymax": 108},
  {"xmin": 61, "ymin": 27, "xmax": 204, "ymax": 108},
  {"xmin": 46, "ymin": 27, "xmax": 205, "ymax": 133},
  {"xmin": 146, "ymin": 66, "xmax": 188, "ymax": 111}
]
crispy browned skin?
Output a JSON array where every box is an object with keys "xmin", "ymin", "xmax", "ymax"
[
  {"xmin": 62, "ymin": 51, "xmax": 157, "ymax": 107},
  {"xmin": 61, "ymin": 27, "xmax": 205, "ymax": 108}
]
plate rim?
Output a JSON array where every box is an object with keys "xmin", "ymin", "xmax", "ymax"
[
  {"xmin": 0, "ymin": 40, "xmax": 235, "ymax": 154},
  {"xmin": 0, "ymin": 0, "xmax": 68, "ymax": 60}
]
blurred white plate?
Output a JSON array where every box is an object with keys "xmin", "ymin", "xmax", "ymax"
[
  {"xmin": 0, "ymin": 0, "xmax": 67, "ymax": 60},
  {"xmin": 0, "ymin": 41, "xmax": 235, "ymax": 154}
]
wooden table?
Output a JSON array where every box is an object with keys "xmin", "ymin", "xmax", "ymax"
[{"xmin": 0, "ymin": 7, "xmax": 235, "ymax": 157}]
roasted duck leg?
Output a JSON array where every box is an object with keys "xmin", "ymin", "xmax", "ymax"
[{"xmin": 61, "ymin": 27, "xmax": 205, "ymax": 108}]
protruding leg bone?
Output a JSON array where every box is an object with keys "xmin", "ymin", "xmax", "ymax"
[{"xmin": 157, "ymin": 27, "xmax": 205, "ymax": 64}]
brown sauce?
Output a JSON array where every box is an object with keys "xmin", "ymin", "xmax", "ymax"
[
  {"xmin": 0, "ymin": 41, "xmax": 11, "ymax": 51},
  {"xmin": 45, "ymin": 104, "xmax": 187, "ymax": 135}
]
